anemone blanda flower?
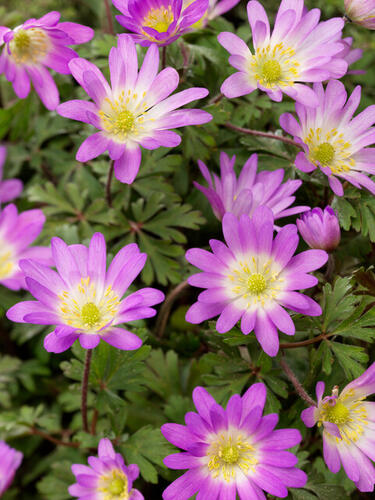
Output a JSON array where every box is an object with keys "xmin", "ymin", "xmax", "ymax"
[
  {"xmin": 161, "ymin": 383, "xmax": 307, "ymax": 499},
  {"xmin": 280, "ymin": 80, "xmax": 375, "ymax": 196},
  {"xmin": 194, "ymin": 151, "xmax": 309, "ymax": 222},
  {"xmin": 297, "ymin": 206, "xmax": 341, "ymax": 253},
  {"xmin": 0, "ymin": 204, "xmax": 51, "ymax": 291},
  {"xmin": 0, "ymin": 441, "xmax": 23, "ymax": 496},
  {"xmin": 183, "ymin": 0, "xmax": 241, "ymax": 28},
  {"xmin": 0, "ymin": 146, "xmax": 23, "ymax": 204},
  {"xmin": 218, "ymin": 0, "xmax": 348, "ymax": 106},
  {"xmin": 185, "ymin": 206, "xmax": 328, "ymax": 356},
  {"xmin": 69, "ymin": 438, "xmax": 143, "ymax": 499},
  {"xmin": 113, "ymin": 0, "xmax": 208, "ymax": 46},
  {"xmin": 339, "ymin": 37, "xmax": 364, "ymax": 75},
  {"xmin": 301, "ymin": 363, "xmax": 375, "ymax": 493},
  {"xmin": 345, "ymin": 0, "xmax": 375, "ymax": 30},
  {"xmin": 0, "ymin": 12, "xmax": 93, "ymax": 110},
  {"xmin": 57, "ymin": 35, "xmax": 211, "ymax": 184},
  {"xmin": 6, "ymin": 232, "xmax": 164, "ymax": 353}
]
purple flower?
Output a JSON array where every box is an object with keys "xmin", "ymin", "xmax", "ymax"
[
  {"xmin": 345, "ymin": 0, "xmax": 375, "ymax": 30},
  {"xmin": 0, "ymin": 146, "xmax": 23, "ymax": 204},
  {"xmin": 113, "ymin": 0, "xmax": 209, "ymax": 46},
  {"xmin": 183, "ymin": 0, "xmax": 241, "ymax": 27},
  {"xmin": 339, "ymin": 37, "xmax": 364, "ymax": 75},
  {"xmin": 69, "ymin": 438, "xmax": 143, "ymax": 499},
  {"xmin": 195, "ymin": 151, "xmax": 309, "ymax": 222},
  {"xmin": 0, "ymin": 204, "xmax": 51, "ymax": 291},
  {"xmin": 0, "ymin": 12, "xmax": 93, "ymax": 110},
  {"xmin": 301, "ymin": 363, "xmax": 375, "ymax": 493},
  {"xmin": 185, "ymin": 206, "xmax": 328, "ymax": 356},
  {"xmin": 0, "ymin": 441, "xmax": 23, "ymax": 496},
  {"xmin": 7, "ymin": 232, "xmax": 164, "ymax": 353},
  {"xmin": 280, "ymin": 80, "xmax": 375, "ymax": 196},
  {"xmin": 57, "ymin": 35, "xmax": 211, "ymax": 184},
  {"xmin": 161, "ymin": 383, "xmax": 307, "ymax": 499},
  {"xmin": 218, "ymin": 0, "xmax": 348, "ymax": 106},
  {"xmin": 297, "ymin": 206, "xmax": 341, "ymax": 253}
]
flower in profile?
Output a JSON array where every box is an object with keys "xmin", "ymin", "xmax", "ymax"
[
  {"xmin": 301, "ymin": 363, "xmax": 375, "ymax": 493},
  {"xmin": 0, "ymin": 146, "xmax": 23, "ymax": 204},
  {"xmin": 195, "ymin": 151, "xmax": 309, "ymax": 221},
  {"xmin": 218, "ymin": 0, "xmax": 347, "ymax": 106},
  {"xmin": 7, "ymin": 232, "xmax": 164, "ymax": 353},
  {"xmin": 113, "ymin": 0, "xmax": 209, "ymax": 46},
  {"xmin": 339, "ymin": 37, "xmax": 364, "ymax": 75},
  {"xmin": 297, "ymin": 206, "xmax": 341, "ymax": 253},
  {"xmin": 280, "ymin": 80, "xmax": 375, "ymax": 196},
  {"xmin": 57, "ymin": 35, "xmax": 211, "ymax": 184},
  {"xmin": 183, "ymin": 0, "xmax": 241, "ymax": 28},
  {"xmin": 69, "ymin": 438, "xmax": 144, "ymax": 499},
  {"xmin": 0, "ymin": 441, "xmax": 23, "ymax": 496},
  {"xmin": 0, "ymin": 12, "xmax": 93, "ymax": 110},
  {"xmin": 0, "ymin": 204, "xmax": 51, "ymax": 291},
  {"xmin": 185, "ymin": 206, "xmax": 327, "ymax": 356},
  {"xmin": 345, "ymin": 0, "xmax": 375, "ymax": 30},
  {"xmin": 161, "ymin": 383, "xmax": 307, "ymax": 499}
]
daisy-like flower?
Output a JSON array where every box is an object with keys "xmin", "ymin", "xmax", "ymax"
[
  {"xmin": 194, "ymin": 151, "xmax": 309, "ymax": 222},
  {"xmin": 0, "ymin": 441, "xmax": 23, "ymax": 496},
  {"xmin": 297, "ymin": 206, "xmax": 341, "ymax": 253},
  {"xmin": 345, "ymin": 0, "xmax": 375, "ymax": 30},
  {"xmin": 161, "ymin": 383, "xmax": 307, "ymax": 499},
  {"xmin": 183, "ymin": 0, "xmax": 241, "ymax": 28},
  {"xmin": 185, "ymin": 206, "xmax": 328, "ymax": 356},
  {"xmin": 218, "ymin": 0, "xmax": 348, "ymax": 106},
  {"xmin": 6, "ymin": 232, "xmax": 164, "ymax": 353},
  {"xmin": 113, "ymin": 0, "xmax": 209, "ymax": 46},
  {"xmin": 57, "ymin": 34, "xmax": 211, "ymax": 184},
  {"xmin": 280, "ymin": 79, "xmax": 375, "ymax": 196},
  {"xmin": 0, "ymin": 146, "xmax": 23, "ymax": 204},
  {"xmin": 69, "ymin": 438, "xmax": 143, "ymax": 499},
  {"xmin": 0, "ymin": 204, "xmax": 51, "ymax": 291},
  {"xmin": 301, "ymin": 363, "xmax": 375, "ymax": 493},
  {"xmin": 0, "ymin": 12, "xmax": 93, "ymax": 110}
]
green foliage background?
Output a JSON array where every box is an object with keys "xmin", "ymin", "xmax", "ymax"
[{"xmin": 1, "ymin": 0, "xmax": 375, "ymax": 498}]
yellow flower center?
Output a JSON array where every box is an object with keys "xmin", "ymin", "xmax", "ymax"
[
  {"xmin": 305, "ymin": 128, "xmax": 354, "ymax": 174},
  {"xmin": 81, "ymin": 302, "xmax": 101, "ymax": 328},
  {"xmin": 9, "ymin": 28, "xmax": 50, "ymax": 65},
  {"xmin": 208, "ymin": 434, "xmax": 258, "ymax": 482},
  {"xmin": 321, "ymin": 401, "xmax": 350, "ymax": 425},
  {"xmin": 262, "ymin": 60, "xmax": 282, "ymax": 84},
  {"xmin": 108, "ymin": 477, "xmax": 126, "ymax": 495},
  {"xmin": 314, "ymin": 142, "xmax": 335, "ymax": 166},
  {"xmin": 99, "ymin": 469, "xmax": 129, "ymax": 499},
  {"xmin": 246, "ymin": 273, "xmax": 267, "ymax": 294},
  {"xmin": 251, "ymin": 43, "xmax": 299, "ymax": 89},
  {"xmin": 0, "ymin": 239, "xmax": 15, "ymax": 280},
  {"xmin": 143, "ymin": 6, "xmax": 174, "ymax": 33}
]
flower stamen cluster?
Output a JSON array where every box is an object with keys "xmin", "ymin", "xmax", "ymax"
[{"xmin": 9, "ymin": 28, "xmax": 50, "ymax": 65}]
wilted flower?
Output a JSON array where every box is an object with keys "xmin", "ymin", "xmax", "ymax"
[
  {"xmin": 183, "ymin": 0, "xmax": 241, "ymax": 28},
  {"xmin": 57, "ymin": 34, "xmax": 211, "ymax": 184},
  {"xmin": 161, "ymin": 383, "xmax": 307, "ymax": 499},
  {"xmin": 113, "ymin": 0, "xmax": 209, "ymax": 46},
  {"xmin": 301, "ymin": 363, "xmax": 375, "ymax": 493},
  {"xmin": 0, "ymin": 146, "xmax": 23, "ymax": 204},
  {"xmin": 69, "ymin": 438, "xmax": 143, "ymax": 499},
  {"xmin": 218, "ymin": 0, "xmax": 347, "ymax": 105},
  {"xmin": 0, "ymin": 12, "xmax": 93, "ymax": 110},
  {"xmin": 0, "ymin": 204, "xmax": 51, "ymax": 291},
  {"xmin": 280, "ymin": 80, "xmax": 375, "ymax": 196},
  {"xmin": 195, "ymin": 151, "xmax": 309, "ymax": 221},
  {"xmin": 185, "ymin": 206, "xmax": 328, "ymax": 356},
  {"xmin": 0, "ymin": 441, "xmax": 23, "ymax": 496},
  {"xmin": 297, "ymin": 207, "xmax": 341, "ymax": 252},
  {"xmin": 345, "ymin": 0, "xmax": 375, "ymax": 30},
  {"xmin": 7, "ymin": 232, "xmax": 164, "ymax": 353}
]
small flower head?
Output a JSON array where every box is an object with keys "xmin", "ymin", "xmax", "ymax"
[
  {"xmin": 0, "ymin": 441, "xmax": 23, "ymax": 495},
  {"xmin": 185, "ymin": 206, "xmax": 328, "ymax": 356},
  {"xmin": 6, "ymin": 232, "xmax": 164, "ymax": 353},
  {"xmin": 195, "ymin": 152, "xmax": 309, "ymax": 221},
  {"xmin": 113, "ymin": 0, "xmax": 209, "ymax": 46},
  {"xmin": 183, "ymin": 0, "xmax": 241, "ymax": 28},
  {"xmin": 161, "ymin": 383, "xmax": 307, "ymax": 499},
  {"xmin": 280, "ymin": 80, "xmax": 375, "ymax": 196},
  {"xmin": 297, "ymin": 206, "xmax": 341, "ymax": 252},
  {"xmin": 301, "ymin": 363, "xmax": 375, "ymax": 493},
  {"xmin": 0, "ymin": 146, "xmax": 23, "ymax": 204},
  {"xmin": 69, "ymin": 438, "xmax": 144, "ymax": 499},
  {"xmin": 57, "ymin": 34, "xmax": 211, "ymax": 184},
  {"xmin": 345, "ymin": 0, "xmax": 375, "ymax": 30},
  {"xmin": 0, "ymin": 204, "xmax": 51, "ymax": 291},
  {"xmin": 218, "ymin": 0, "xmax": 348, "ymax": 106},
  {"xmin": 0, "ymin": 12, "xmax": 93, "ymax": 110}
]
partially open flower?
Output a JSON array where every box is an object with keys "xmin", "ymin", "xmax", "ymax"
[
  {"xmin": 0, "ymin": 441, "xmax": 23, "ymax": 496},
  {"xmin": 297, "ymin": 206, "xmax": 341, "ymax": 252},
  {"xmin": 345, "ymin": 0, "xmax": 375, "ymax": 30}
]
